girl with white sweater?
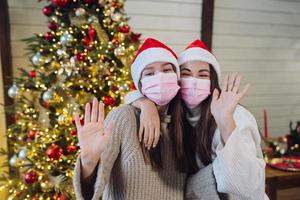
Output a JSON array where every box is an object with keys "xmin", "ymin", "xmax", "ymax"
[
  {"xmin": 125, "ymin": 40, "xmax": 269, "ymax": 200},
  {"xmin": 72, "ymin": 38, "xmax": 220, "ymax": 200}
]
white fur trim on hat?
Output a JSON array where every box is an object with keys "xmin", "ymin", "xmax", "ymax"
[
  {"xmin": 131, "ymin": 47, "xmax": 180, "ymax": 89},
  {"xmin": 178, "ymin": 47, "xmax": 221, "ymax": 82}
]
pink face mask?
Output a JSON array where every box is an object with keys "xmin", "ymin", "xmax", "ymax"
[
  {"xmin": 180, "ymin": 77, "xmax": 211, "ymax": 108},
  {"xmin": 141, "ymin": 73, "xmax": 180, "ymax": 106}
]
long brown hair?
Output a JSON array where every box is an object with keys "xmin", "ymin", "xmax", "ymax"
[
  {"xmin": 138, "ymin": 69, "xmax": 189, "ymax": 172},
  {"xmin": 183, "ymin": 65, "xmax": 221, "ymax": 173}
]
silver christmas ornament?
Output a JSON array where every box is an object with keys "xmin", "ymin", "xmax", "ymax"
[
  {"xmin": 88, "ymin": 15, "xmax": 99, "ymax": 23},
  {"xmin": 9, "ymin": 154, "xmax": 18, "ymax": 167},
  {"xmin": 8, "ymin": 84, "xmax": 19, "ymax": 98},
  {"xmin": 60, "ymin": 32, "xmax": 73, "ymax": 45},
  {"xmin": 42, "ymin": 89, "xmax": 53, "ymax": 102},
  {"xmin": 75, "ymin": 8, "xmax": 86, "ymax": 17},
  {"xmin": 31, "ymin": 53, "xmax": 42, "ymax": 65},
  {"xmin": 18, "ymin": 148, "xmax": 28, "ymax": 160}
]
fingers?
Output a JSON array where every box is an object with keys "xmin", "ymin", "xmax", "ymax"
[
  {"xmin": 228, "ymin": 73, "xmax": 238, "ymax": 92},
  {"xmin": 212, "ymin": 88, "xmax": 220, "ymax": 102},
  {"xmin": 98, "ymin": 101, "xmax": 104, "ymax": 124},
  {"xmin": 147, "ymin": 126, "xmax": 155, "ymax": 150},
  {"xmin": 143, "ymin": 126, "xmax": 149, "ymax": 148},
  {"xmin": 84, "ymin": 102, "xmax": 91, "ymax": 125},
  {"xmin": 74, "ymin": 114, "xmax": 82, "ymax": 130},
  {"xmin": 222, "ymin": 74, "xmax": 229, "ymax": 91},
  {"xmin": 232, "ymin": 74, "xmax": 242, "ymax": 94},
  {"xmin": 138, "ymin": 123, "xmax": 144, "ymax": 142},
  {"xmin": 91, "ymin": 98, "xmax": 99, "ymax": 122},
  {"xmin": 238, "ymin": 83, "xmax": 251, "ymax": 100}
]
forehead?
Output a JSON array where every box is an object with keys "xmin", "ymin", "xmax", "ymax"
[
  {"xmin": 144, "ymin": 62, "xmax": 172, "ymax": 69},
  {"xmin": 181, "ymin": 60, "xmax": 210, "ymax": 71}
]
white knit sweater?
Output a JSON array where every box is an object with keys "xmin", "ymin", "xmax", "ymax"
[{"xmin": 125, "ymin": 91, "xmax": 270, "ymax": 200}]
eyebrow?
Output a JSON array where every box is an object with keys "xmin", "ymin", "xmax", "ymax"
[
  {"xmin": 198, "ymin": 69, "xmax": 210, "ymax": 73},
  {"xmin": 180, "ymin": 68, "xmax": 191, "ymax": 72},
  {"xmin": 162, "ymin": 63, "xmax": 172, "ymax": 67},
  {"xmin": 144, "ymin": 66, "xmax": 154, "ymax": 71}
]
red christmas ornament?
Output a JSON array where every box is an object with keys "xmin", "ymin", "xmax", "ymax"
[
  {"xmin": 88, "ymin": 26, "xmax": 95, "ymax": 40},
  {"xmin": 52, "ymin": 0, "xmax": 69, "ymax": 7},
  {"xmin": 83, "ymin": 0, "xmax": 95, "ymax": 4},
  {"xmin": 46, "ymin": 145, "xmax": 63, "ymax": 160},
  {"xmin": 111, "ymin": 1, "xmax": 118, "ymax": 8},
  {"xmin": 27, "ymin": 130, "xmax": 36, "ymax": 140},
  {"xmin": 42, "ymin": 101, "xmax": 50, "ymax": 109},
  {"xmin": 16, "ymin": 191, "xmax": 22, "ymax": 197},
  {"xmin": 32, "ymin": 196, "xmax": 39, "ymax": 200},
  {"xmin": 48, "ymin": 22, "xmax": 58, "ymax": 31},
  {"xmin": 103, "ymin": 96, "xmax": 115, "ymax": 106},
  {"xmin": 76, "ymin": 52, "xmax": 86, "ymax": 62},
  {"xmin": 130, "ymin": 82, "xmax": 136, "ymax": 91},
  {"xmin": 42, "ymin": 5, "xmax": 54, "ymax": 16},
  {"xmin": 44, "ymin": 32, "xmax": 54, "ymax": 41},
  {"xmin": 67, "ymin": 145, "xmax": 78, "ymax": 153},
  {"xmin": 131, "ymin": 33, "xmax": 141, "ymax": 43},
  {"xmin": 29, "ymin": 70, "xmax": 36, "ymax": 78},
  {"xmin": 118, "ymin": 26, "xmax": 130, "ymax": 33},
  {"xmin": 24, "ymin": 170, "xmax": 39, "ymax": 184},
  {"xmin": 111, "ymin": 86, "xmax": 119, "ymax": 92},
  {"xmin": 54, "ymin": 193, "xmax": 67, "ymax": 200},
  {"xmin": 70, "ymin": 128, "xmax": 77, "ymax": 136}
]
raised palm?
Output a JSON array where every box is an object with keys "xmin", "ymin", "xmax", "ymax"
[
  {"xmin": 211, "ymin": 73, "xmax": 250, "ymax": 123},
  {"xmin": 74, "ymin": 98, "xmax": 113, "ymax": 164}
]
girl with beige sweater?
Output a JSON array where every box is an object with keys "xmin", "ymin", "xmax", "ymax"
[{"xmin": 72, "ymin": 38, "xmax": 221, "ymax": 200}]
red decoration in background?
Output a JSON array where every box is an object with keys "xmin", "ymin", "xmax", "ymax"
[
  {"xmin": 83, "ymin": 0, "xmax": 95, "ymax": 4},
  {"xmin": 42, "ymin": 101, "xmax": 50, "ymax": 109},
  {"xmin": 67, "ymin": 145, "xmax": 78, "ymax": 153},
  {"xmin": 29, "ymin": 70, "xmax": 36, "ymax": 78},
  {"xmin": 46, "ymin": 144, "xmax": 63, "ymax": 160},
  {"xmin": 84, "ymin": 26, "xmax": 96, "ymax": 49},
  {"xmin": 70, "ymin": 128, "xmax": 77, "ymax": 136},
  {"xmin": 118, "ymin": 26, "xmax": 130, "ymax": 33},
  {"xmin": 264, "ymin": 110, "xmax": 268, "ymax": 139},
  {"xmin": 111, "ymin": 86, "xmax": 119, "ymax": 92},
  {"xmin": 129, "ymin": 82, "xmax": 136, "ymax": 91},
  {"xmin": 27, "ymin": 130, "xmax": 36, "ymax": 140},
  {"xmin": 54, "ymin": 193, "xmax": 69, "ymax": 200},
  {"xmin": 44, "ymin": 32, "xmax": 54, "ymax": 41},
  {"xmin": 24, "ymin": 170, "xmax": 39, "ymax": 184},
  {"xmin": 52, "ymin": 0, "xmax": 69, "ymax": 7},
  {"xmin": 76, "ymin": 52, "xmax": 86, "ymax": 62},
  {"xmin": 48, "ymin": 22, "xmax": 58, "ymax": 31},
  {"xmin": 88, "ymin": 26, "xmax": 95, "ymax": 41},
  {"xmin": 42, "ymin": 5, "xmax": 54, "ymax": 16},
  {"xmin": 103, "ymin": 96, "xmax": 115, "ymax": 106},
  {"xmin": 130, "ymin": 33, "xmax": 141, "ymax": 43}
]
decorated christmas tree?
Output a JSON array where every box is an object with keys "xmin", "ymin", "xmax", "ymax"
[{"xmin": 0, "ymin": 0, "xmax": 140, "ymax": 199}]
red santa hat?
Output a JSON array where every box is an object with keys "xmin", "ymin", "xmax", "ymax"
[
  {"xmin": 178, "ymin": 39, "xmax": 221, "ymax": 82},
  {"xmin": 131, "ymin": 38, "xmax": 180, "ymax": 89}
]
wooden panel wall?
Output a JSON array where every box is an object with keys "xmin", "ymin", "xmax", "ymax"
[{"xmin": 213, "ymin": 0, "xmax": 300, "ymax": 136}]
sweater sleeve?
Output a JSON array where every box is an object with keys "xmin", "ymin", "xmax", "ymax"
[
  {"xmin": 124, "ymin": 90, "xmax": 144, "ymax": 105},
  {"xmin": 185, "ymin": 164, "xmax": 220, "ymax": 200},
  {"xmin": 212, "ymin": 106, "xmax": 266, "ymax": 198},
  {"xmin": 73, "ymin": 105, "xmax": 136, "ymax": 200}
]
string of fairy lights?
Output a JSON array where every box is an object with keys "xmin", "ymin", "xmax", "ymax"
[{"xmin": 1, "ymin": 0, "xmax": 140, "ymax": 199}]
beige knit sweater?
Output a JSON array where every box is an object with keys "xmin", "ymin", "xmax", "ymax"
[{"xmin": 73, "ymin": 105, "xmax": 187, "ymax": 200}]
